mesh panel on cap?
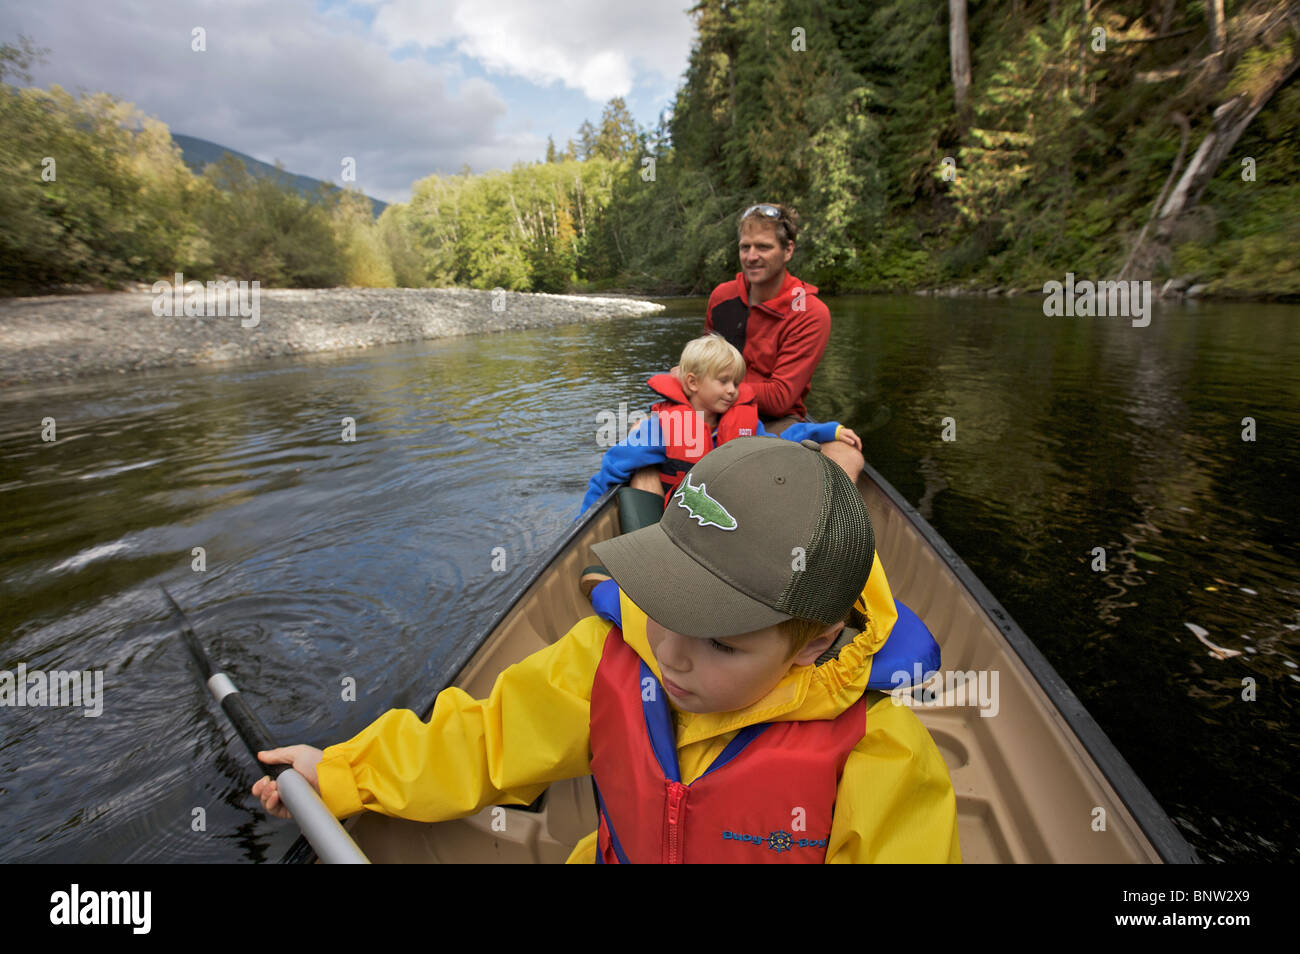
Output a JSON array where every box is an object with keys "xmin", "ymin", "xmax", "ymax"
[{"xmin": 777, "ymin": 457, "xmax": 875, "ymax": 623}]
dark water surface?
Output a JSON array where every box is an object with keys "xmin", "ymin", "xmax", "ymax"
[{"xmin": 1, "ymin": 294, "xmax": 1296, "ymax": 863}]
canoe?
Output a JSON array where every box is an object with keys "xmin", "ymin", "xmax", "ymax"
[{"xmin": 286, "ymin": 461, "xmax": 1198, "ymax": 863}]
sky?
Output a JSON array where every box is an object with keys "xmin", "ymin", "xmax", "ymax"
[{"xmin": 0, "ymin": 0, "xmax": 697, "ymax": 204}]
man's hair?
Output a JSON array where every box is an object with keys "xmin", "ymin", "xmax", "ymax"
[
  {"xmin": 680, "ymin": 333, "xmax": 745, "ymax": 382},
  {"xmin": 776, "ymin": 604, "xmax": 868, "ymax": 660},
  {"xmin": 737, "ymin": 203, "xmax": 800, "ymax": 248}
]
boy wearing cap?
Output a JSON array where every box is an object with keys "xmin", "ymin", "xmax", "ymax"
[{"xmin": 254, "ymin": 438, "xmax": 960, "ymax": 863}]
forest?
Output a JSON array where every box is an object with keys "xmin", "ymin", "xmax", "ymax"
[{"xmin": 2, "ymin": 0, "xmax": 1297, "ymax": 299}]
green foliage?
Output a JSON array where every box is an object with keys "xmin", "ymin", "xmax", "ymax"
[
  {"xmin": 594, "ymin": 98, "xmax": 641, "ymax": 162},
  {"xmin": 0, "ymin": 79, "xmax": 200, "ymax": 293},
  {"xmin": 584, "ymin": 150, "xmax": 743, "ymax": 294},
  {"xmin": 862, "ymin": 220, "xmax": 943, "ymax": 291},
  {"xmin": 7, "ymin": 1, "xmax": 1299, "ymax": 298},
  {"xmin": 0, "ymin": 37, "xmax": 384, "ymax": 293},
  {"xmin": 631, "ymin": 0, "xmax": 889, "ymax": 292},
  {"xmin": 669, "ymin": 1, "xmax": 743, "ymax": 177},
  {"xmin": 950, "ymin": 21, "xmax": 1095, "ymax": 260},
  {"xmin": 1227, "ymin": 35, "xmax": 1296, "ymax": 100},
  {"xmin": 197, "ymin": 155, "xmax": 347, "ymax": 287},
  {"xmin": 400, "ymin": 157, "xmax": 625, "ymax": 292},
  {"xmin": 1173, "ymin": 222, "xmax": 1300, "ymax": 299},
  {"xmin": 1170, "ymin": 83, "xmax": 1300, "ymax": 299},
  {"xmin": 0, "ymin": 34, "xmax": 44, "ymax": 84},
  {"xmin": 334, "ymin": 189, "xmax": 395, "ymax": 287},
  {"xmin": 377, "ymin": 204, "xmax": 429, "ymax": 287},
  {"xmin": 845, "ymin": 0, "xmax": 952, "ymax": 207},
  {"xmin": 576, "ymin": 121, "xmax": 598, "ymax": 162}
]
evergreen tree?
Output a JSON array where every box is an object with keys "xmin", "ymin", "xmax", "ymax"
[
  {"xmin": 594, "ymin": 97, "xmax": 641, "ymax": 161},
  {"xmin": 576, "ymin": 120, "xmax": 598, "ymax": 161}
]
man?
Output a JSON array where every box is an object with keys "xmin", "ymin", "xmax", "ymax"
[{"xmin": 632, "ymin": 203, "xmax": 863, "ymax": 493}]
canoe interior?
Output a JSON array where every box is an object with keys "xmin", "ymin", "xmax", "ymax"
[{"xmin": 343, "ymin": 475, "xmax": 1168, "ymax": 863}]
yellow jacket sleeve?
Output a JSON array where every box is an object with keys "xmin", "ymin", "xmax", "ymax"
[
  {"xmin": 315, "ymin": 616, "xmax": 610, "ymax": 821},
  {"xmin": 825, "ymin": 695, "xmax": 962, "ymax": 863}
]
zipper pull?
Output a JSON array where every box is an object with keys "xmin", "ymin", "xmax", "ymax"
[{"xmin": 665, "ymin": 781, "xmax": 688, "ymax": 864}]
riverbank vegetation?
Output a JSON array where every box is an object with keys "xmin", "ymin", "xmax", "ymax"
[
  {"xmin": 0, "ymin": 39, "xmax": 377, "ymax": 294},
  {"xmin": 3, "ymin": 1, "xmax": 1298, "ymax": 298}
]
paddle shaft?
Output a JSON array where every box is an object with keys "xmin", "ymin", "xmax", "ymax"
[{"xmin": 163, "ymin": 587, "xmax": 369, "ymax": 864}]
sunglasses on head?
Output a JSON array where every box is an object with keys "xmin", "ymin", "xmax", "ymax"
[{"xmin": 741, "ymin": 204, "xmax": 784, "ymax": 221}]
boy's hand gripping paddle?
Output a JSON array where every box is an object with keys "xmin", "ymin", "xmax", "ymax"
[{"xmin": 161, "ymin": 585, "xmax": 369, "ymax": 864}]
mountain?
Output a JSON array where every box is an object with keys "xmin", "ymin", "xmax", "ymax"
[{"xmin": 170, "ymin": 133, "xmax": 388, "ymax": 218}]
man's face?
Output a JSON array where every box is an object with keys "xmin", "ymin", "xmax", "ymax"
[
  {"xmin": 646, "ymin": 616, "xmax": 825, "ymax": 714},
  {"xmin": 738, "ymin": 220, "xmax": 793, "ymax": 292}
]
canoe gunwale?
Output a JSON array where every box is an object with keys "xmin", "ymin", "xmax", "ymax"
[{"xmin": 859, "ymin": 460, "xmax": 1199, "ymax": 864}]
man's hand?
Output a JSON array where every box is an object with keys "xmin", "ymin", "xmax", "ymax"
[{"xmin": 253, "ymin": 745, "xmax": 324, "ymax": 819}]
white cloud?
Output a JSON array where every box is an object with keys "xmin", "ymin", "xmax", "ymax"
[
  {"xmin": 1, "ymin": 0, "xmax": 534, "ymax": 202},
  {"xmin": 368, "ymin": 0, "xmax": 693, "ymax": 100}
]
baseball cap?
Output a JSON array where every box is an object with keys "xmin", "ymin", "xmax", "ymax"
[{"xmin": 591, "ymin": 436, "xmax": 874, "ymax": 638}]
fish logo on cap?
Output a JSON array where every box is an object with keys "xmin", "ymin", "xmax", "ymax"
[{"xmin": 672, "ymin": 473, "xmax": 738, "ymax": 531}]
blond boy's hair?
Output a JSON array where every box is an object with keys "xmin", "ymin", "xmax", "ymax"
[{"xmin": 680, "ymin": 333, "xmax": 745, "ymax": 382}]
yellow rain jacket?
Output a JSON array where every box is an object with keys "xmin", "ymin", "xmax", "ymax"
[{"xmin": 316, "ymin": 554, "xmax": 961, "ymax": 863}]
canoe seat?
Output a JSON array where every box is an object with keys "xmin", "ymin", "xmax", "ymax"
[{"xmin": 617, "ymin": 486, "xmax": 665, "ymax": 531}]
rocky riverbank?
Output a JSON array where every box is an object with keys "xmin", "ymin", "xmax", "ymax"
[
  {"xmin": 0, "ymin": 286, "xmax": 666, "ymax": 388},
  {"xmin": 911, "ymin": 274, "xmax": 1224, "ymax": 300}
]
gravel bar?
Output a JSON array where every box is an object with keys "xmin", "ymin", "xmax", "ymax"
[{"xmin": 0, "ymin": 286, "xmax": 666, "ymax": 388}]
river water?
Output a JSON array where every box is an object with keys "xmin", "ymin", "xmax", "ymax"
[{"xmin": 1, "ymin": 294, "xmax": 1296, "ymax": 863}]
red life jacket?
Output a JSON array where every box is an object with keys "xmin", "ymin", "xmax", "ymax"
[
  {"xmin": 646, "ymin": 373, "xmax": 759, "ymax": 503},
  {"xmin": 589, "ymin": 626, "xmax": 868, "ymax": 864}
]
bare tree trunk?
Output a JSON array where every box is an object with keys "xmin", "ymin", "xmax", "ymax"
[
  {"xmin": 573, "ymin": 173, "xmax": 586, "ymax": 238},
  {"xmin": 507, "ymin": 187, "xmax": 526, "ymax": 239},
  {"xmin": 1159, "ymin": 52, "xmax": 1300, "ymax": 231},
  {"xmin": 949, "ymin": 0, "xmax": 972, "ymax": 116},
  {"xmin": 1206, "ymin": 0, "xmax": 1226, "ymax": 76},
  {"xmin": 1154, "ymin": 49, "xmax": 1300, "ymax": 244},
  {"xmin": 1118, "ymin": 112, "xmax": 1190, "ymax": 280}
]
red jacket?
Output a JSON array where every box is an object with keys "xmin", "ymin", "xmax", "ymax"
[
  {"xmin": 590, "ymin": 625, "xmax": 867, "ymax": 863},
  {"xmin": 705, "ymin": 271, "xmax": 830, "ymax": 419},
  {"xmin": 647, "ymin": 373, "xmax": 759, "ymax": 502}
]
